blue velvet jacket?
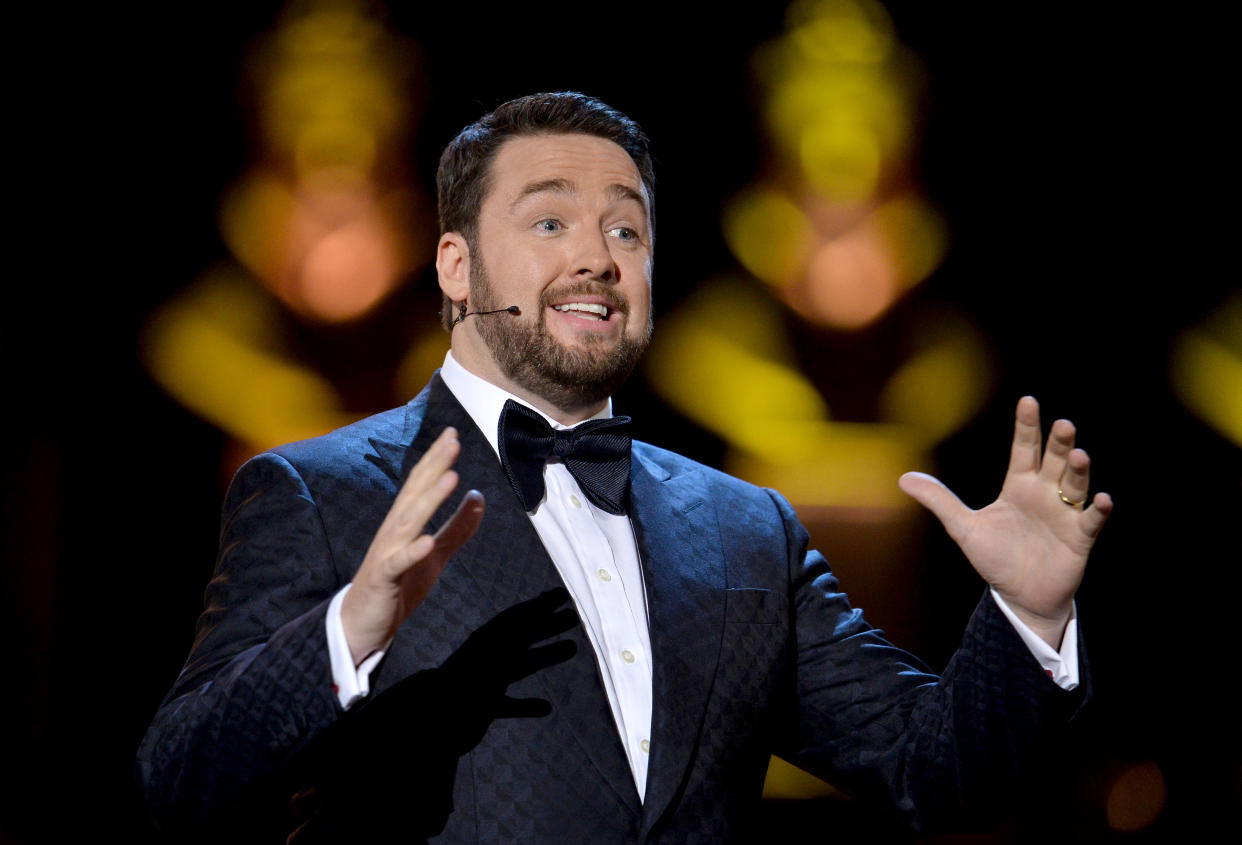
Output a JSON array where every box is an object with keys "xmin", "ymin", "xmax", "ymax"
[{"xmin": 137, "ymin": 374, "xmax": 1085, "ymax": 843}]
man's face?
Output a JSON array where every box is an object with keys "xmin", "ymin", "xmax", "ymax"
[{"xmin": 464, "ymin": 133, "xmax": 654, "ymax": 412}]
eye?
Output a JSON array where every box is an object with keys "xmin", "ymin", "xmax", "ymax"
[
  {"xmin": 535, "ymin": 218, "xmax": 563, "ymax": 232},
  {"xmin": 608, "ymin": 226, "xmax": 639, "ymax": 242}
]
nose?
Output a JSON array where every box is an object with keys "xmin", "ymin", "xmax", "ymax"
[{"xmin": 569, "ymin": 228, "xmax": 617, "ymax": 283}]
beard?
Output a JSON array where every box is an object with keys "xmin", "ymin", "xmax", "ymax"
[{"xmin": 469, "ymin": 255, "xmax": 652, "ymax": 411}]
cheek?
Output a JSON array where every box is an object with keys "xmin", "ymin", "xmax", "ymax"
[
  {"xmin": 522, "ymin": 249, "xmax": 569, "ymax": 293},
  {"xmin": 487, "ymin": 236, "xmax": 564, "ymax": 285}
]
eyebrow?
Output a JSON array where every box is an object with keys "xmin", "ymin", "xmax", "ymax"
[
  {"xmin": 509, "ymin": 178, "xmax": 574, "ymax": 213},
  {"xmin": 606, "ymin": 183, "xmax": 649, "ymax": 216},
  {"xmin": 508, "ymin": 178, "xmax": 649, "ymax": 219}
]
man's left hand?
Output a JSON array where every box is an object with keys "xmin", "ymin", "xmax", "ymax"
[{"xmin": 898, "ymin": 396, "xmax": 1113, "ymax": 648}]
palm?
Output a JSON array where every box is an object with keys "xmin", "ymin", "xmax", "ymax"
[
  {"xmin": 343, "ymin": 428, "xmax": 486, "ymax": 665},
  {"xmin": 899, "ymin": 397, "xmax": 1112, "ymax": 642}
]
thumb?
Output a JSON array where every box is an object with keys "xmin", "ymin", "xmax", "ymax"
[{"xmin": 899, "ymin": 472, "xmax": 972, "ymax": 542}]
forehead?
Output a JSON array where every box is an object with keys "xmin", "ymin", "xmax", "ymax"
[{"xmin": 484, "ymin": 133, "xmax": 646, "ymax": 208}]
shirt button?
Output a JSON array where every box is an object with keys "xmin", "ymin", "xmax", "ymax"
[
  {"xmin": 569, "ymin": 494, "xmax": 583, "ymax": 509},
  {"xmin": 621, "ymin": 650, "xmax": 635, "ymax": 664},
  {"xmin": 597, "ymin": 568, "xmax": 612, "ymax": 582},
  {"xmin": 640, "ymin": 739, "xmax": 650, "ymax": 753}
]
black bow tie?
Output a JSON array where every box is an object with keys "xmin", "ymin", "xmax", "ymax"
[{"xmin": 498, "ymin": 399, "xmax": 632, "ymax": 515}]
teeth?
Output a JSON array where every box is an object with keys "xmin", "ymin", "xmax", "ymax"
[{"xmin": 553, "ymin": 302, "xmax": 609, "ymax": 318}]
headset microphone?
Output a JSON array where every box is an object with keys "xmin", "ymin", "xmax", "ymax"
[{"xmin": 453, "ymin": 303, "xmax": 521, "ymax": 326}]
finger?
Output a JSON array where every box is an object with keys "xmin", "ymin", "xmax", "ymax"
[
  {"xmin": 392, "ymin": 428, "xmax": 461, "ymax": 512},
  {"xmin": 898, "ymin": 472, "xmax": 972, "ymax": 544},
  {"xmin": 368, "ymin": 431, "xmax": 462, "ymax": 561},
  {"xmin": 1039, "ymin": 419, "xmax": 1077, "ymax": 484},
  {"xmin": 494, "ymin": 696, "xmax": 554, "ymax": 720},
  {"xmin": 531, "ymin": 586, "xmax": 573, "ymax": 612},
  {"xmin": 1078, "ymin": 491, "xmax": 1113, "ymax": 539},
  {"xmin": 511, "ymin": 607, "xmax": 582, "ymax": 647},
  {"xmin": 485, "ymin": 588, "xmax": 573, "ymax": 631},
  {"xmin": 1007, "ymin": 396, "xmax": 1043, "ymax": 475},
  {"xmin": 512, "ymin": 639, "xmax": 579, "ymax": 679},
  {"xmin": 432, "ymin": 490, "xmax": 486, "ymax": 558},
  {"xmin": 384, "ymin": 533, "xmax": 437, "ymax": 582},
  {"xmin": 469, "ymin": 602, "xmax": 579, "ymax": 652},
  {"xmin": 407, "ymin": 492, "xmax": 486, "ymax": 591},
  {"xmin": 386, "ymin": 462, "xmax": 463, "ymax": 554},
  {"xmin": 1056, "ymin": 447, "xmax": 1091, "ymax": 508}
]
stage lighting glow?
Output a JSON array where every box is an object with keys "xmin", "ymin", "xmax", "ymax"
[
  {"xmin": 722, "ymin": 186, "xmax": 817, "ymax": 289},
  {"xmin": 1170, "ymin": 321, "xmax": 1242, "ymax": 447},
  {"xmin": 799, "ymin": 116, "xmax": 882, "ymax": 200},
  {"xmin": 879, "ymin": 327, "xmax": 994, "ymax": 446},
  {"xmin": 142, "ymin": 274, "xmax": 353, "ymax": 450},
  {"xmin": 1105, "ymin": 760, "xmax": 1166, "ymax": 832}
]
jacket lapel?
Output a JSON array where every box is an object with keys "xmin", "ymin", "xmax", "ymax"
[
  {"xmin": 629, "ymin": 445, "xmax": 727, "ymax": 834},
  {"xmin": 367, "ymin": 373, "xmax": 641, "ymax": 820}
]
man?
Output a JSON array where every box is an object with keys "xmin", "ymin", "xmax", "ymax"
[{"xmin": 138, "ymin": 92, "xmax": 1112, "ymax": 843}]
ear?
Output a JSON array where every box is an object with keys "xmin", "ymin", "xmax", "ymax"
[{"xmin": 436, "ymin": 232, "xmax": 471, "ymax": 303}]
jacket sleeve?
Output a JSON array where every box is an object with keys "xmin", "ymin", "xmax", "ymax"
[
  {"xmin": 135, "ymin": 452, "xmax": 346, "ymax": 835},
  {"xmin": 769, "ymin": 488, "xmax": 1087, "ymax": 832}
]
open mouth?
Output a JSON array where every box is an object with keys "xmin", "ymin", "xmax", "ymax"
[{"xmin": 552, "ymin": 302, "xmax": 611, "ymax": 321}]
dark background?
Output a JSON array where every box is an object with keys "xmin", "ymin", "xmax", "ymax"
[{"xmin": 5, "ymin": 2, "xmax": 1238, "ymax": 842}]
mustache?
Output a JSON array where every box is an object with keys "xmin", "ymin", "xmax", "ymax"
[{"xmin": 538, "ymin": 281, "xmax": 628, "ymax": 315}]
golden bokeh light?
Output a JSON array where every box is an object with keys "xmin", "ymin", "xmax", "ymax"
[
  {"xmin": 724, "ymin": 190, "xmax": 948, "ymax": 331},
  {"xmin": 879, "ymin": 323, "xmax": 993, "ymax": 446},
  {"xmin": 724, "ymin": 0, "xmax": 941, "ymax": 331},
  {"xmin": 801, "ymin": 217, "xmax": 897, "ymax": 328},
  {"xmin": 258, "ymin": 1, "xmax": 408, "ymax": 179},
  {"xmin": 756, "ymin": 0, "xmax": 913, "ymax": 201},
  {"xmin": 873, "ymin": 196, "xmax": 948, "ymax": 291},
  {"xmin": 653, "ymin": 0, "xmax": 990, "ymax": 519},
  {"xmin": 645, "ymin": 280, "xmax": 829, "ymax": 443},
  {"xmin": 645, "ymin": 280, "xmax": 933, "ymax": 509},
  {"xmin": 1105, "ymin": 760, "xmax": 1167, "ymax": 832},
  {"xmin": 219, "ymin": 174, "xmax": 421, "ymax": 322},
  {"xmin": 396, "ymin": 326, "xmax": 453, "ymax": 402},
  {"xmin": 799, "ymin": 114, "xmax": 882, "ymax": 200},
  {"xmin": 142, "ymin": 0, "xmax": 439, "ymax": 461},
  {"xmin": 722, "ymin": 186, "xmax": 818, "ymax": 290},
  {"xmin": 762, "ymin": 755, "xmax": 845, "ymax": 800},
  {"xmin": 143, "ymin": 271, "xmax": 355, "ymax": 451},
  {"xmin": 787, "ymin": 0, "xmax": 896, "ymax": 65},
  {"xmin": 223, "ymin": 0, "xmax": 430, "ymax": 324},
  {"xmin": 1170, "ymin": 296, "xmax": 1242, "ymax": 447}
]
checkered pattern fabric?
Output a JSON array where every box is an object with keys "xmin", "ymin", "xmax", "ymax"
[{"xmin": 137, "ymin": 374, "xmax": 1087, "ymax": 842}]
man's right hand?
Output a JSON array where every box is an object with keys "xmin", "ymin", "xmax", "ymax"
[{"xmin": 341, "ymin": 427, "xmax": 485, "ymax": 666}]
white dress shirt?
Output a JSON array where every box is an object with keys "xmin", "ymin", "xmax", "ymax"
[
  {"xmin": 325, "ymin": 351, "xmax": 1079, "ymax": 800},
  {"xmin": 330, "ymin": 351, "xmax": 655, "ymax": 798}
]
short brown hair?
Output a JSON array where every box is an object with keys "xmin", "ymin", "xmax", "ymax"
[{"xmin": 436, "ymin": 92, "xmax": 655, "ymax": 329}]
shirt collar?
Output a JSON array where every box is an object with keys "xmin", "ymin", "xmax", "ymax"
[{"xmin": 438, "ymin": 351, "xmax": 613, "ymax": 459}]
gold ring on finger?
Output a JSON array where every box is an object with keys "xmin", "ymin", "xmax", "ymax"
[{"xmin": 1058, "ymin": 488, "xmax": 1087, "ymax": 508}]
